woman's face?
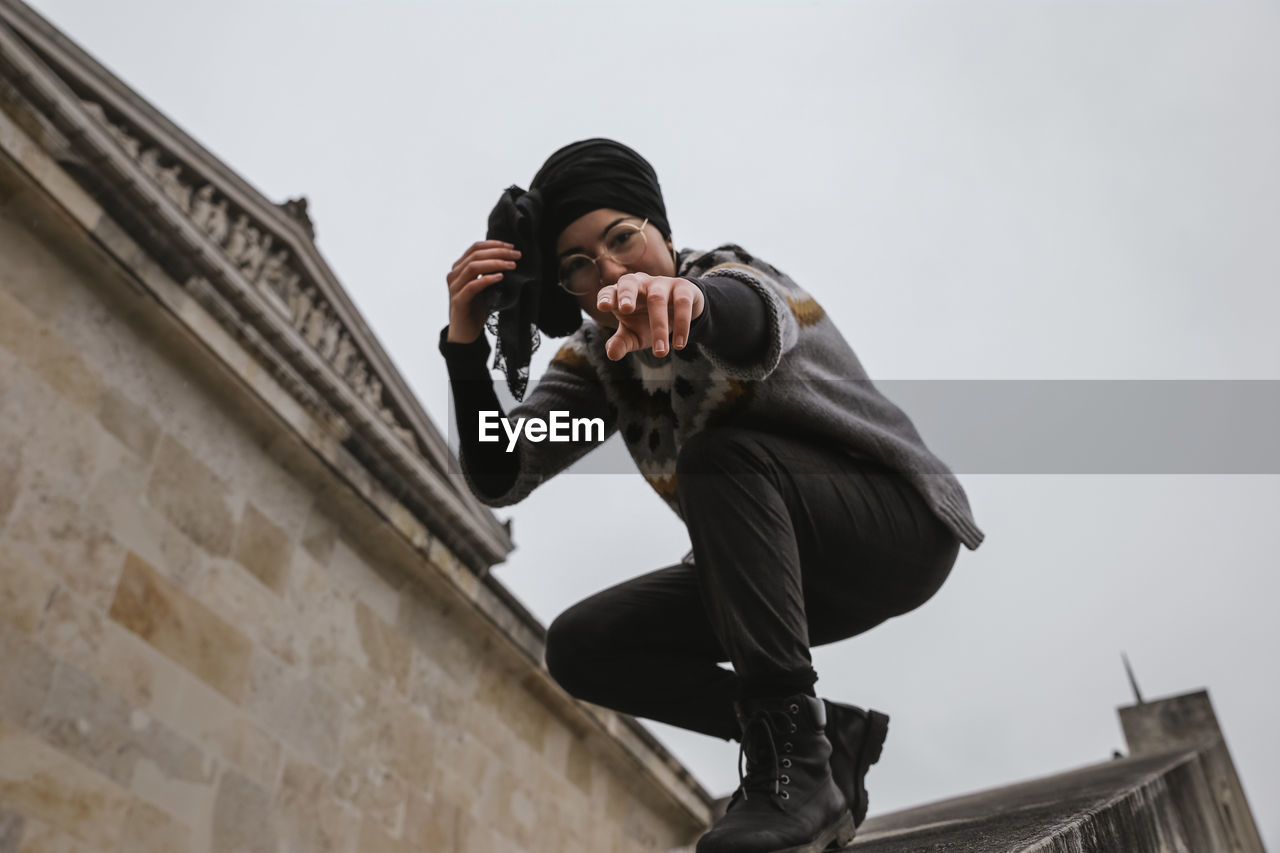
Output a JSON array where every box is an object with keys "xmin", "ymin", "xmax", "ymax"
[{"xmin": 554, "ymin": 207, "xmax": 676, "ymax": 329}]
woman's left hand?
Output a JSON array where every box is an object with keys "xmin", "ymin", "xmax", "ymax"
[{"xmin": 597, "ymin": 273, "xmax": 705, "ymax": 361}]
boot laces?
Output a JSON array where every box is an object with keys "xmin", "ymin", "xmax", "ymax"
[{"xmin": 735, "ymin": 708, "xmax": 795, "ymax": 804}]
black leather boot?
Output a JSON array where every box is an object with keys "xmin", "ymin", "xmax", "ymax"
[
  {"xmin": 824, "ymin": 700, "xmax": 890, "ymax": 828},
  {"xmin": 696, "ymin": 694, "xmax": 855, "ymax": 853}
]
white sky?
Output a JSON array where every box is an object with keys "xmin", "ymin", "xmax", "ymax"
[{"xmin": 22, "ymin": 0, "xmax": 1280, "ymax": 844}]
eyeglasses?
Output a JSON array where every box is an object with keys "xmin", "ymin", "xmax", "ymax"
[{"xmin": 556, "ymin": 218, "xmax": 649, "ymax": 296}]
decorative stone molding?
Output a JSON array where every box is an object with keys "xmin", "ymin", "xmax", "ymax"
[{"xmin": 78, "ymin": 98, "xmax": 419, "ymax": 452}]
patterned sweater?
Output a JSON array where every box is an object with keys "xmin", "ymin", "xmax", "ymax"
[{"xmin": 440, "ymin": 245, "xmax": 984, "ymax": 550}]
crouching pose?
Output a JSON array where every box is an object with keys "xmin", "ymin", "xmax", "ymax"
[{"xmin": 439, "ymin": 138, "xmax": 983, "ymax": 852}]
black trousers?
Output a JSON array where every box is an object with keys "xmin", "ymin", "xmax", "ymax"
[{"xmin": 544, "ymin": 427, "xmax": 960, "ymax": 742}]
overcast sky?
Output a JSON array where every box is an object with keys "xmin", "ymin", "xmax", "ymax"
[{"xmin": 21, "ymin": 0, "xmax": 1280, "ymax": 845}]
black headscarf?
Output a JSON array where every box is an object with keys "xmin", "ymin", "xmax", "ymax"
[{"xmin": 484, "ymin": 138, "xmax": 671, "ymax": 400}]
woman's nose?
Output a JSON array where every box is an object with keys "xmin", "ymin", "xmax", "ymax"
[{"xmin": 597, "ymin": 256, "xmax": 629, "ymax": 286}]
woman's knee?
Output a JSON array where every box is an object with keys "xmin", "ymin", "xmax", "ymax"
[
  {"xmin": 675, "ymin": 427, "xmax": 770, "ymax": 479},
  {"xmin": 544, "ymin": 601, "xmax": 608, "ymax": 698}
]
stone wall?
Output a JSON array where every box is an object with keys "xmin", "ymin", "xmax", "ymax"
[{"xmin": 0, "ymin": 120, "xmax": 706, "ymax": 851}]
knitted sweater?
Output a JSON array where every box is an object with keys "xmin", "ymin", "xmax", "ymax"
[{"xmin": 441, "ymin": 245, "xmax": 984, "ymax": 550}]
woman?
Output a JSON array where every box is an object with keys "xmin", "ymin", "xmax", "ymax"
[{"xmin": 440, "ymin": 139, "xmax": 983, "ymax": 853}]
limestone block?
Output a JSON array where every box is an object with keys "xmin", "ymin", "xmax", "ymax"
[
  {"xmin": 479, "ymin": 767, "xmax": 540, "ymax": 851},
  {"xmin": 373, "ymin": 691, "xmax": 436, "ymax": 792},
  {"xmin": 118, "ymin": 797, "xmax": 190, "ymax": 852},
  {"xmin": 326, "ymin": 538, "xmax": 400, "ymax": 625},
  {"xmin": 566, "ymin": 732, "xmax": 597, "ymax": 798},
  {"xmin": 275, "ymin": 759, "xmax": 360, "ymax": 853},
  {"xmin": 11, "ymin": 816, "xmax": 97, "ymax": 853},
  {"xmin": 402, "ymin": 788, "xmax": 507, "ymax": 853},
  {"xmin": 396, "ymin": 586, "xmax": 484, "ymax": 693},
  {"xmin": 0, "ymin": 441, "xmax": 17, "ymax": 531},
  {"xmin": 36, "ymin": 586, "xmax": 164, "ymax": 712},
  {"xmin": 128, "ymin": 755, "xmax": 216, "ymax": 853},
  {"xmin": 94, "ymin": 388, "xmax": 160, "ymax": 463},
  {"xmin": 430, "ymin": 731, "xmax": 494, "ymax": 806},
  {"xmin": 145, "ymin": 435, "xmax": 237, "ymax": 558},
  {"xmin": 189, "ymin": 555, "xmax": 304, "ymax": 667},
  {"xmin": 0, "ymin": 622, "xmax": 55, "ymax": 730},
  {"xmin": 299, "ymin": 504, "xmax": 337, "ymax": 567},
  {"xmin": 0, "ymin": 289, "xmax": 102, "ymax": 413},
  {"xmin": 33, "ymin": 663, "xmax": 213, "ymax": 793},
  {"xmin": 108, "ymin": 552, "xmax": 252, "ymax": 704},
  {"xmin": 353, "ymin": 599, "xmax": 411, "ymax": 696},
  {"xmin": 163, "ymin": 673, "xmax": 280, "ymax": 792},
  {"xmin": 242, "ymin": 648, "xmax": 341, "ymax": 771},
  {"xmin": 0, "ymin": 720, "xmax": 131, "ymax": 849},
  {"xmin": 5, "ymin": 493, "xmax": 126, "ymax": 614},
  {"xmin": 232, "ymin": 503, "xmax": 292, "ymax": 595},
  {"xmin": 80, "ymin": 461, "xmax": 201, "ymax": 592},
  {"xmin": 210, "ymin": 771, "xmax": 276, "ymax": 853},
  {"xmin": 331, "ymin": 760, "xmax": 407, "ymax": 839},
  {"xmin": 354, "ymin": 819, "xmax": 416, "ymax": 853},
  {"xmin": 0, "ymin": 805, "xmax": 21, "ymax": 853},
  {"xmin": 473, "ymin": 672, "xmax": 549, "ymax": 754},
  {"xmin": 406, "ymin": 651, "xmax": 468, "ymax": 731},
  {"xmin": 0, "ymin": 545, "xmax": 57, "ymax": 635}
]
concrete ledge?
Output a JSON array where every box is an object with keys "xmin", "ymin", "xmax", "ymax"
[{"xmin": 852, "ymin": 741, "xmax": 1245, "ymax": 852}]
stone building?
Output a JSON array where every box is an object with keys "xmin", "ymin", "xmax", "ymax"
[{"xmin": 0, "ymin": 1, "xmax": 715, "ymax": 850}]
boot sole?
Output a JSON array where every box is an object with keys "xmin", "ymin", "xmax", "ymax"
[
  {"xmin": 853, "ymin": 710, "xmax": 890, "ymax": 827},
  {"xmin": 768, "ymin": 810, "xmax": 857, "ymax": 853}
]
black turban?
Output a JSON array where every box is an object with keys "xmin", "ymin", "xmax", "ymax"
[{"xmin": 483, "ymin": 138, "xmax": 670, "ymax": 400}]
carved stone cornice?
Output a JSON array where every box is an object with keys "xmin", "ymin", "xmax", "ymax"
[{"xmin": 0, "ymin": 2, "xmax": 512, "ymax": 571}]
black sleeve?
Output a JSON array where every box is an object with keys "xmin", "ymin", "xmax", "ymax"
[
  {"xmin": 437, "ymin": 326, "xmax": 519, "ymax": 499},
  {"xmin": 681, "ymin": 276, "xmax": 770, "ymax": 364}
]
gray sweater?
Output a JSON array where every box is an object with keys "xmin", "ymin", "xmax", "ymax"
[{"xmin": 444, "ymin": 244, "xmax": 984, "ymax": 551}]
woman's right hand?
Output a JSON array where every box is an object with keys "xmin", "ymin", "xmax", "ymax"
[{"xmin": 446, "ymin": 240, "xmax": 522, "ymax": 343}]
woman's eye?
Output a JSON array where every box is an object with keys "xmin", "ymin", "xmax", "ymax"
[
  {"xmin": 607, "ymin": 230, "xmax": 637, "ymax": 252},
  {"xmin": 560, "ymin": 257, "xmax": 592, "ymax": 277}
]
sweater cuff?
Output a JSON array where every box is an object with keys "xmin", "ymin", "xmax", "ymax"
[
  {"xmin": 681, "ymin": 276, "xmax": 769, "ymax": 364},
  {"xmin": 438, "ymin": 326, "xmax": 492, "ymax": 379}
]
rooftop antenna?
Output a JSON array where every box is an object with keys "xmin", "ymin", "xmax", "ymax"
[{"xmin": 1122, "ymin": 652, "xmax": 1144, "ymax": 705}]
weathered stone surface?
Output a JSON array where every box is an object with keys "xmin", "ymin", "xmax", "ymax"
[
  {"xmin": 0, "ymin": 720, "xmax": 131, "ymax": 850},
  {"xmin": 474, "ymin": 671, "xmax": 549, "ymax": 755},
  {"xmin": 0, "ymin": 620, "xmax": 55, "ymax": 731},
  {"xmin": 81, "ymin": 458, "xmax": 201, "ymax": 590},
  {"xmin": 397, "ymin": 585, "xmax": 484, "ymax": 692},
  {"xmin": 0, "ymin": 805, "xmax": 22, "ymax": 853},
  {"xmin": 211, "ymin": 770, "xmax": 276, "ymax": 853},
  {"xmin": 566, "ymin": 731, "xmax": 597, "ymax": 797},
  {"xmin": 0, "ymin": 287, "xmax": 102, "ymax": 412},
  {"xmin": 34, "ymin": 663, "xmax": 213, "ymax": 794},
  {"xmin": 119, "ymin": 796, "xmax": 190, "ymax": 852},
  {"xmin": 6, "ymin": 493, "xmax": 126, "ymax": 613},
  {"xmin": 190, "ymin": 555, "xmax": 304, "ymax": 667},
  {"xmin": 36, "ymin": 586, "xmax": 164, "ymax": 712},
  {"xmin": 332, "ymin": 759, "xmax": 408, "ymax": 840},
  {"xmin": 243, "ymin": 648, "xmax": 341, "ymax": 770},
  {"xmin": 233, "ymin": 502, "xmax": 292, "ymax": 594},
  {"xmin": 354, "ymin": 599, "xmax": 411, "ymax": 695},
  {"xmin": 276, "ymin": 760, "xmax": 360, "ymax": 853},
  {"xmin": 354, "ymin": 818, "xmax": 417, "ymax": 853},
  {"xmin": 0, "ymin": 442, "xmax": 18, "ymax": 530},
  {"xmin": 7, "ymin": 816, "xmax": 97, "ymax": 853},
  {"xmin": 34, "ymin": 662, "xmax": 141, "ymax": 786},
  {"xmin": 157, "ymin": 668, "xmax": 280, "ymax": 791},
  {"xmin": 108, "ymin": 551, "xmax": 252, "ymax": 703},
  {"xmin": 300, "ymin": 503, "xmax": 337, "ymax": 566},
  {"xmin": 145, "ymin": 434, "xmax": 236, "ymax": 557},
  {"xmin": 95, "ymin": 387, "xmax": 160, "ymax": 462},
  {"xmin": 0, "ymin": 545, "xmax": 57, "ymax": 635}
]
